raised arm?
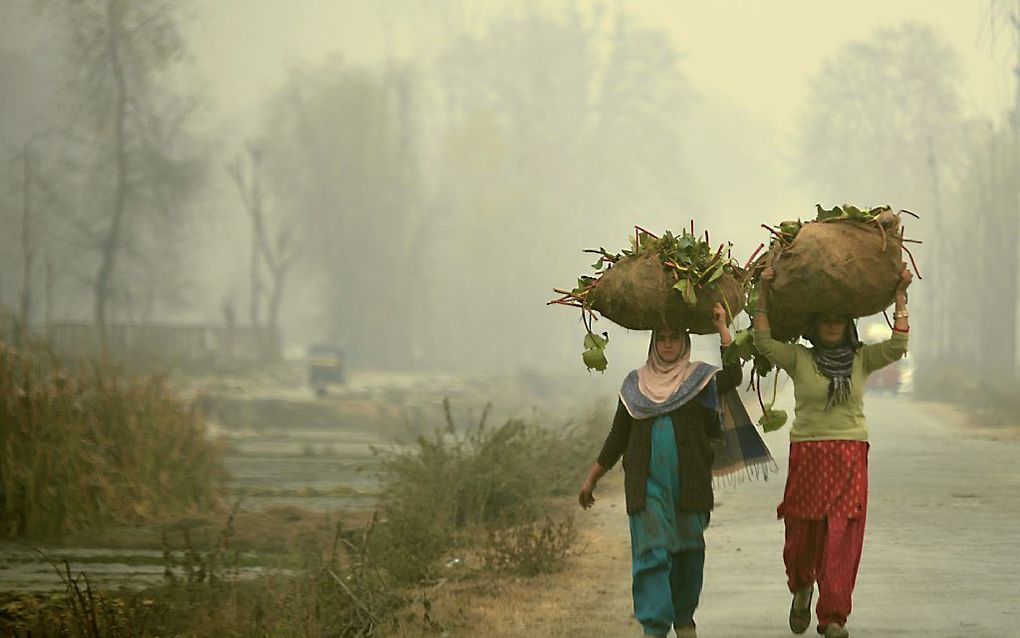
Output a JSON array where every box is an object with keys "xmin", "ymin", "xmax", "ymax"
[
  {"xmin": 752, "ymin": 265, "xmax": 799, "ymax": 373},
  {"xmin": 580, "ymin": 400, "xmax": 632, "ymax": 509},
  {"xmin": 862, "ymin": 268, "xmax": 912, "ymax": 374},
  {"xmin": 712, "ymin": 302, "xmax": 742, "ymax": 393}
]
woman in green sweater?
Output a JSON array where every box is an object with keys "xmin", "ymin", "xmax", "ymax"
[{"xmin": 753, "ymin": 265, "xmax": 912, "ymax": 638}]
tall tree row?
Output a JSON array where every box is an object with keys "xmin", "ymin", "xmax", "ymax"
[
  {"xmin": 797, "ymin": 19, "xmax": 1020, "ymax": 390},
  {"xmin": 252, "ymin": 7, "xmax": 696, "ymax": 369},
  {"xmin": 424, "ymin": 8, "xmax": 695, "ymax": 368}
]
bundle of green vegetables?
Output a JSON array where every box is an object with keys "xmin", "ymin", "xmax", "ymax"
[
  {"xmin": 550, "ymin": 224, "xmax": 745, "ymax": 372},
  {"xmin": 748, "ymin": 204, "xmax": 921, "ymax": 341}
]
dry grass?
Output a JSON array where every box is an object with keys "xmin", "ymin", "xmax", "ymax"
[
  {"xmin": 0, "ymin": 341, "xmax": 226, "ymax": 537},
  {"xmin": 0, "ymin": 369, "xmax": 610, "ymax": 636}
]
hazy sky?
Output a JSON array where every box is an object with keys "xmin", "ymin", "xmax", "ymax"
[
  {"xmin": 2, "ymin": 1, "xmax": 1016, "ymax": 368},
  {"xmin": 187, "ymin": 1, "xmax": 1015, "ymax": 139}
]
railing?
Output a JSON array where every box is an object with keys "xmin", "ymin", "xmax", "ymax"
[{"xmin": 42, "ymin": 321, "xmax": 281, "ymax": 364}]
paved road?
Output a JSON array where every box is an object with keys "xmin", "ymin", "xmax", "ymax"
[{"xmin": 519, "ymin": 396, "xmax": 1020, "ymax": 638}]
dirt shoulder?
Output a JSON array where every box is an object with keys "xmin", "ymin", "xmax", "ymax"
[{"xmin": 388, "ymin": 471, "xmax": 635, "ymax": 638}]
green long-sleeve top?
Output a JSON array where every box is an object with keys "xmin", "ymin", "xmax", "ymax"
[{"xmin": 752, "ymin": 329, "xmax": 909, "ymax": 442}]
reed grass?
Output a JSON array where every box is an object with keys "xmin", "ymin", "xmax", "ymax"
[{"xmin": 0, "ymin": 341, "xmax": 226, "ymax": 537}]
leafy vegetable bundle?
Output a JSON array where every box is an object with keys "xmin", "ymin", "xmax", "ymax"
[
  {"xmin": 727, "ymin": 204, "xmax": 922, "ymax": 432},
  {"xmin": 751, "ymin": 204, "xmax": 921, "ymax": 341},
  {"xmin": 550, "ymin": 225, "xmax": 746, "ymax": 371}
]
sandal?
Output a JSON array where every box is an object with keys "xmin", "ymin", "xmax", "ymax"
[
  {"xmin": 788, "ymin": 585, "xmax": 812, "ymax": 634},
  {"xmin": 823, "ymin": 622, "xmax": 849, "ymax": 638}
]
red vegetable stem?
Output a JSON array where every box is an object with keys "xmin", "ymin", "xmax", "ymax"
[
  {"xmin": 552, "ymin": 288, "xmax": 588, "ymax": 301},
  {"xmin": 761, "ymin": 224, "xmax": 786, "ymax": 242},
  {"xmin": 901, "ymin": 243, "xmax": 924, "ymax": 280},
  {"xmin": 634, "ymin": 225, "xmax": 659, "ymax": 239},
  {"xmin": 743, "ymin": 242, "xmax": 766, "ymax": 270}
]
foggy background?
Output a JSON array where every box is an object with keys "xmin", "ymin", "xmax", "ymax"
[{"xmin": 2, "ymin": 0, "xmax": 1018, "ymax": 389}]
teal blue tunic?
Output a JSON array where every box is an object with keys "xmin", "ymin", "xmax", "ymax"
[{"xmin": 629, "ymin": 415, "xmax": 709, "ymax": 556}]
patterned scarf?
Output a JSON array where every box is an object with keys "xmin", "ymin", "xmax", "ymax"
[
  {"xmin": 712, "ymin": 388, "xmax": 777, "ymax": 484},
  {"xmin": 806, "ymin": 317, "xmax": 861, "ymax": 411}
]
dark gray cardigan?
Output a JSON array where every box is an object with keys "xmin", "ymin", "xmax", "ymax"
[{"xmin": 596, "ymin": 352, "xmax": 742, "ymax": 515}]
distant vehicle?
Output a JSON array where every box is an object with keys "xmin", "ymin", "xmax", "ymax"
[
  {"xmin": 867, "ymin": 359, "xmax": 902, "ymax": 395},
  {"xmin": 308, "ymin": 343, "xmax": 345, "ymax": 395},
  {"xmin": 860, "ymin": 320, "xmax": 912, "ymax": 396}
]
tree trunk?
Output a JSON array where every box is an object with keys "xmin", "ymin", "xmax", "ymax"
[
  {"xmin": 266, "ymin": 267, "xmax": 286, "ymax": 361},
  {"xmin": 19, "ymin": 143, "xmax": 33, "ymax": 343},
  {"xmin": 249, "ymin": 226, "xmax": 261, "ymax": 328},
  {"xmin": 95, "ymin": 0, "xmax": 129, "ymax": 353}
]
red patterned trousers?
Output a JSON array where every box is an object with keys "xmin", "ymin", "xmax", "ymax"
[
  {"xmin": 784, "ymin": 515, "xmax": 866, "ymax": 631},
  {"xmin": 780, "ymin": 441, "xmax": 869, "ymax": 631}
]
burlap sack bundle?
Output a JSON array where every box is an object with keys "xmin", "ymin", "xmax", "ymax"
[
  {"xmin": 587, "ymin": 251, "xmax": 745, "ymax": 334},
  {"xmin": 768, "ymin": 220, "xmax": 903, "ymax": 340}
]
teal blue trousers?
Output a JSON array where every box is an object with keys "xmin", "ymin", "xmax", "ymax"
[
  {"xmin": 629, "ymin": 415, "xmax": 708, "ymax": 636},
  {"xmin": 632, "ymin": 547, "xmax": 705, "ymax": 635}
]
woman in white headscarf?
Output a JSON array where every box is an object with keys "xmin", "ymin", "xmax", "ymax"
[{"xmin": 578, "ymin": 304, "xmax": 769, "ymax": 638}]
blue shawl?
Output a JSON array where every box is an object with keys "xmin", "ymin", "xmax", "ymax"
[{"xmin": 618, "ymin": 362, "xmax": 721, "ymax": 420}]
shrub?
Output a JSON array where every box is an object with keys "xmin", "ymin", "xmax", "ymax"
[
  {"xmin": 484, "ymin": 515, "xmax": 576, "ymax": 576},
  {"xmin": 370, "ymin": 399, "xmax": 604, "ymax": 583}
]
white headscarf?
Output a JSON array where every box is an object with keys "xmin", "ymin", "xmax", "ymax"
[{"xmin": 636, "ymin": 330, "xmax": 708, "ymax": 403}]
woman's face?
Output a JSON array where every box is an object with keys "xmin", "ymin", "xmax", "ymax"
[
  {"xmin": 655, "ymin": 328, "xmax": 686, "ymax": 363},
  {"xmin": 816, "ymin": 315, "xmax": 848, "ymax": 346}
]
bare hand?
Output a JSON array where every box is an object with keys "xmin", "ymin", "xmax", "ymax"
[
  {"xmin": 578, "ymin": 482, "xmax": 596, "ymax": 509},
  {"xmin": 761, "ymin": 266, "xmax": 776, "ymax": 283},
  {"xmin": 898, "ymin": 267, "xmax": 913, "ymax": 291},
  {"xmin": 711, "ymin": 302, "xmax": 728, "ymax": 328}
]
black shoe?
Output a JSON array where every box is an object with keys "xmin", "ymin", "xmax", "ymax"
[{"xmin": 789, "ymin": 586, "xmax": 812, "ymax": 634}]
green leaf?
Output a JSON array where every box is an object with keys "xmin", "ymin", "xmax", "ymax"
[
  {"xmin": 758, "ymin": 405, "xmax": 788, "ymax": 432},
  {"xmin": 753, "ymin": 354, "xmax": 775, "ymax": 377},
  {"xmin": 583, "ymin": 331, "xmax": 608, "ymax": 350},
  {"xmin": 707, "ymin": 263, "xmax": 725, "ymax": 283},
  {"xmin": 582, "ymin": 331, "xmax": 609, "ymax": 372},
  {"xmin": 722, "ymin": 329, "xmax": 755, "ymax": 366},
  {"xmin": 815, "ymin": 204, "xmax": 843, "ymax": 222},
  {"xmin": 779, "ymin": 220, "xmax": 802, "ymax": 235},
  {"xmin": 673, "ymin": 278, "xmax": 697, "ymax": 306},
  {"xmin": 582, "ymin": 347, "xmax": 608, "ymax": 372}
]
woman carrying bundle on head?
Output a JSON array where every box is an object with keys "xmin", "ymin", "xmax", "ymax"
[
  {"xmin": 753, "ymin": 264, "xmax": 913, "ymax": 638},
  {"xmin": 577, "ymin": 303, "xmax": 773, "ymax": 638}
]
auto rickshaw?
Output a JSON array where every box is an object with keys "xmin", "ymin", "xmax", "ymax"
[{"xmin": 308, "ymin": 343, "xmax": 344, "ymax": 396}]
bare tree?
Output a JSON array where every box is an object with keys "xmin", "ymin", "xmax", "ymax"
[
  {"xmin": 41, "ymin": 0, "xmax": 205, "ymax": 345},
  {"xmin": 229, "ymin": 143, "xmax": 298, "ymax": 358}
]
